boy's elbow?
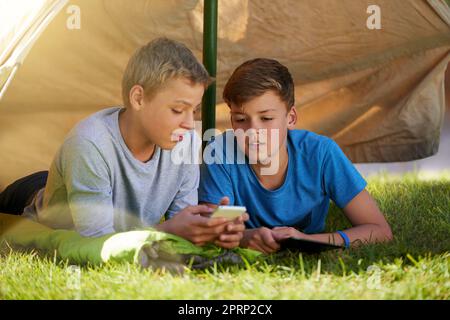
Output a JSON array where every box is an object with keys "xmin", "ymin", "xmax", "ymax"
[{"xmin": 380, "ymin": 223, "xmax": 393, "ymax": 242}]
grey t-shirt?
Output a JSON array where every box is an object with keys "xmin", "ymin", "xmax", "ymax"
[{"xmin": 23, "ymin": 107, "xmax": 200, "ymax": 237}]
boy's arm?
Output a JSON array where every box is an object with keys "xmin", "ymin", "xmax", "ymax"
[
  {"xmin": 273, "ymin": 140, "xmax": 393, "ymax": 247},
  {"xmin": 61, "ymin": 137, "xmax": 115, "ymax": 237},
  {"xmin": 273, "ymin": 189, "xmax": 393, "ymax": 246},
  {"xmin": 165, "ymin": 162, "xmax": 200, "ymax": 220},
  {"xmin": 162, "ymin": 163, "xmax": 246, "ymax": 249},
  {"xmin": 319, "ymin": 189, "xmax": 392, "ymax": 244}
]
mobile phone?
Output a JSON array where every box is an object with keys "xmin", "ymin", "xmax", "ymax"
[
  {"xmin": 210, "ymin": 205, "xmax": 246, "ymax": 220},
  {"xmin": 280, "ymin": 237, "xmax": 343, "ymax": 253}
]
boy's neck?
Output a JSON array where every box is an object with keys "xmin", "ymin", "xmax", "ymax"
[
  {"xmin": 250, "ymin": 144, "xmax": 289, "ymax": 190},
  {"xmin": 118, "ymin": 108, "xmax": 156, "ymax": 163}
]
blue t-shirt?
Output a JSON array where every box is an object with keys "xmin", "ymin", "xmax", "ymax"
[{"xmin": 198, "ymin": 130, "xmax": 367, "ymax": 233}]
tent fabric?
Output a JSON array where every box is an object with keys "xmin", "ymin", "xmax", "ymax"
[
  {"xmin": 0, "ymin": 0, "xmax": 449, "ymax": 188},
  {"xmin": 0, "ymin": 0, "xmax": 68, "ymax": 99},
  {"xmin": 0, "ymin": 213, "xmax": 261, "ymax": 270}
]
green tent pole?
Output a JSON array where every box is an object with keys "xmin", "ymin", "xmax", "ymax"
[{"xmin": 202, "ymin": 0, "xmax": 218, "ymax": 149}]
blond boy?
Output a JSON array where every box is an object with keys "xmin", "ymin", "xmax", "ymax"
[{"xmin": 2, "ymin": 38, "xmax": 246, "ymax": 248}]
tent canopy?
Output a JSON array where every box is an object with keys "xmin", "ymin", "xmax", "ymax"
[{"xmin": 0, "ymin": 0, "xmax": 449, "ymax": 188}]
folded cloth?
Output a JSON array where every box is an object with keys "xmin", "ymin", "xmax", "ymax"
[{"xmin": 0, "ymin": 213, "xmax": 261, "ymax": 271}]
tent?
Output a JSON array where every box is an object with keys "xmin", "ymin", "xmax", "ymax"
[{"xmin": 0, "ymin": 0, "xmax": 449, "ymax": 189}]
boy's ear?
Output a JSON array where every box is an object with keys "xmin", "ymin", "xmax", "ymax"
[
  {"xmin": 129, "ymin": 85, "xmax": 145, "ymax": 111},
  {"xmin": 287, "ymin": 106, "xmax": 297, "ymax": 128}
]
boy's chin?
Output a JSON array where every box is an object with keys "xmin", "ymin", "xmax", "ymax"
[
  {"xmin": 159, "ymin": 140, "xmax": 179, "ymax": 150},
  {"xmin": 247, "ymin": 154, "xmax": 271, "ymax": 166}
]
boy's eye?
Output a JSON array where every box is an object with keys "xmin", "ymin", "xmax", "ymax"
[
  {"xmin": 233, "ymin": 118, "xmax": 246, "ymax": 122},
  {"xmin": 262, "ymin": 117, "xmax": 273, "ymax": 121},
  {"xmin": 171, "ymin": 109, "xmax": 183, "ymax": 114}
]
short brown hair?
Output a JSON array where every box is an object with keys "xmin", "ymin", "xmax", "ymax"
[
  {"xmin": 223, "ymin": 58, "xmax": 294, "ymax": 110},
  {"xmin": 122, "ymin": 37, "xmax": 212, "ymax": 107}
]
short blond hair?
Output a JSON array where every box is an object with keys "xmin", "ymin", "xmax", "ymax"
[{"xmin": 122, "ymin": 37, "xmax": 212, "ymax": 107}]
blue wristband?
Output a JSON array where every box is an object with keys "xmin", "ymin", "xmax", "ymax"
[{"xmin": 337, "ymin": 231, "xmax": 350, "ymax": 249}]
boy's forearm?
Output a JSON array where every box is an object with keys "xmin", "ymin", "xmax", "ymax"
[
  {"xmin": 305, "ymin": 223, "xmax": 393, "ymax": 247},
  {"xmin": 154, "ymin": 219, "xmax": 173, "ymax": 235}
]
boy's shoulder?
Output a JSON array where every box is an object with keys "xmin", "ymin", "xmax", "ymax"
[
  {"xmin": 288, "ymin": 129, "xmax": 335, "ymax": 156},
  {"xmin": 54, "ymin": 107, "xmax": 122, "ymax": 167},
  {"xmin": 65, "ymin": 106, "xmax": 121, "ymax": 145}
]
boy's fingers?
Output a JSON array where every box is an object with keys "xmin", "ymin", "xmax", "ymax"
[
  {"xmin": 219, "ymin": 232, "xmax": 243, "ymax": 243},
  {"xmin": 251, "ymin": 242, "xmax": 273, "ymax": 254},
  {"xmin": 198, "ymin": 212, "xmax": 212, "ymax": 218},
  {"xmin": 248, "ymin": 242, "xmax": 266, "ymax": 253},
  {"xmin": 259, "ymin": 241, "xmax": 278, "ymax": 254},
  {"xmin": 187, "ymin": 213, "xmax": 227, "ymax": 228},
  {"xmin": 234, "ymin": 213, "xmax": 249, "ymax": 223},
  {"xmin": 272, "ymin": 231, "xmax": 290, "ymax": 242},
  {"xmin": 190, "ymin": 233, "xmax": 217, "ymax": 244},
  {"xmin": 272, "ymin": 226, "xmax": 289, "ymax": 231},
  {"xmin": 211, "ymin": 223, "xmax": 229, "ymax": 235},
  {"xmin": 191, "ymin": 220, "xmax": 229, "ymax": 235},
  {"xmin": 203, "ymin": 217, "xmax": 228, "ymax": 227},
  {"xmin": 186, "ymin": 205, "xmax": 214, "ymax": 215},
  {"xmin": 261, "ymin": 231, "xmax": 280, "ymax": 251},
  {"xmin": 219, "ymin": 196, "xmax": 230, "ymax": 206},
  {"xmin": 226, "ymin": 222, "xmax": 245, "ymax": 233},
  {"xmin": 214, "ymin": 240, "xmax": 240, "ymax": 249},
  {"xmin": 249, "ymin": 233, "xmax": 274, "ymax": 254},
  {"xmin": 271, "ymin": 228, "xmax": 288, "ymax": 236},
  {"xmin": 225, "ymin": 214, "xmax": 248, "ymax": 231}
]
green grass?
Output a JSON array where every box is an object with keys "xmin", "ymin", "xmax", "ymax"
[{"xmin": 1, "ymin": 172, "xmax": 449, "ymax": 299}]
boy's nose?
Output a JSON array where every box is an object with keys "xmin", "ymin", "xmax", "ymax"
[
  {"xmin": 247, "ymin": 127, "xmax": 267, "ymax": 141},
  {"xmin": 181, "ymin": 113, "xmax": 195, "ymax": 130},
  {"xmin": 249, "ymin": 119, "xmax": 265, "ymax": 131}
]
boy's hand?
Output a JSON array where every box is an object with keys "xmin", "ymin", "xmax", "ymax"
[
  {"xmin": 240, "ymin": 227, "xmax": 280, "ymax": 254},
  {"xmin": 209, "ymin": 196, "xmax": 249, "ymax": 249},
  {"xmin": 271, "ymin": 226, "xmax": 311, "ymax": 242},
  {"xmin": 156, "ymin": 205, "xmax": 230, "ymax": 246},
  {"xmin": 214, "ymin": 213, "xmax": 249, "ymax": 249}
]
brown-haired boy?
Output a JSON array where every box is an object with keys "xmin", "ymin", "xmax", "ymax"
[{"xmin": 199, "ymin": 58, "xmax": 392, "ymax": 254}]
